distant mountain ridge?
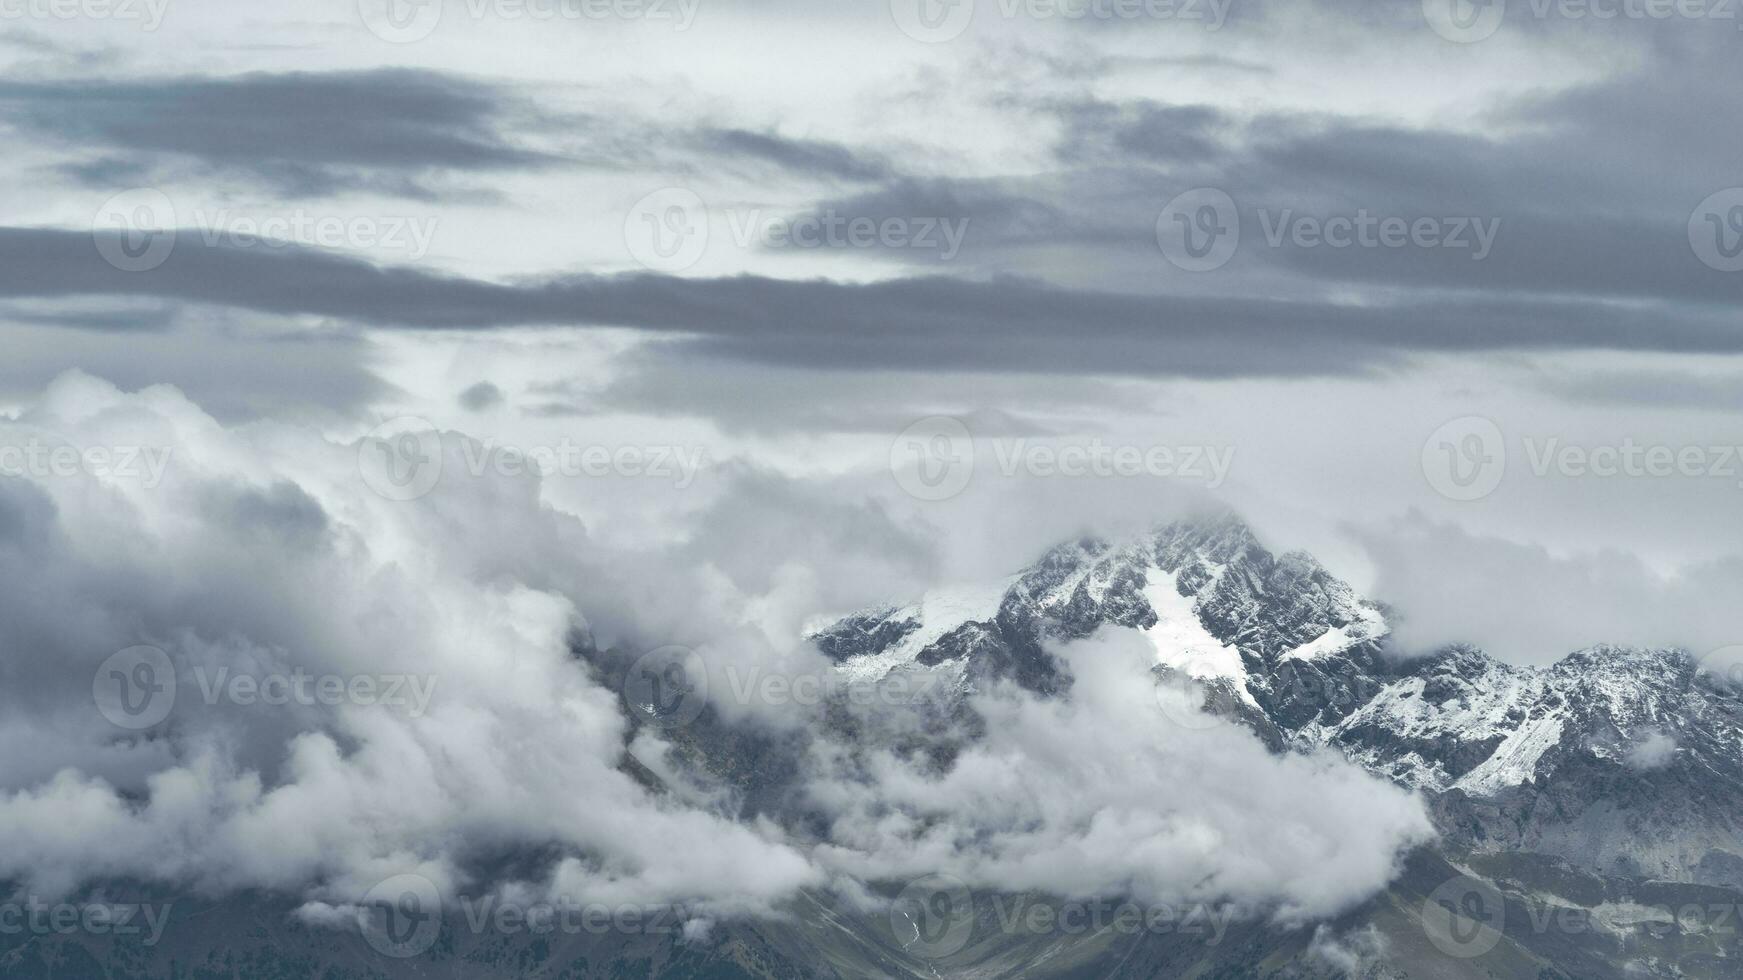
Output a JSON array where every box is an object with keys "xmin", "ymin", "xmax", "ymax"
[
  {"xmin": 813, "ymin": 512, "xmax": 1743, "ymax": 890},
  {"xmin": 16, "ymin": 513, "xmax": 1743, "ymax": 979}
]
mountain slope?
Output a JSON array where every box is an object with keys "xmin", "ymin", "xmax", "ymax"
[
  {"xmin": 17, "ymin": 513, "xmax": 1743, "ymax": 979},
  {"xmin": 813, "ymin": 513, "xmax": 1743, "ymax": 893}
]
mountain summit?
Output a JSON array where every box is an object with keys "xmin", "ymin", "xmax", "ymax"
[{"xmin": 816, "ymin": 512, "xmax": 1743, "ymax": 891}]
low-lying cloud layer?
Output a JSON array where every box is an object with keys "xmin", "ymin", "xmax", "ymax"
[
  {"xmin": 806, "ymin": 631, "xmax": 1433, "ymax": 919},
  {"xmin": 0, "ymin": 374, "xmax": 1430, "ymax": 930},
  {"xmin": 1355, "ymin": 513, "xmax": 1743, "ymax": 665}
]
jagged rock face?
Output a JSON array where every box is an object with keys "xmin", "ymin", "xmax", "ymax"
[
  {"xmin": 1414, "ymin": 649, "xmax": 1743, "ymax": 889},
  {"xmin": 813, "ymin": 514, "xmax": 1388, "ymax": 698},
  {"xmin": 18, "ymin": 514, "xmax": 1743, "ymax": 980},
  {"xmin": 813, "ymin": 513, "xmax": 1743, "ymax": 888}
]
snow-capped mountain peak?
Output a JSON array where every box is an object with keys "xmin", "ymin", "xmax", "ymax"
[
  {"xmin": 812, "ymin": 513, "xmax": 1743, "ymax": 890},
  {"xmin": 811, "ymin": 513, "xmax": 1386, "ymax": 697}
]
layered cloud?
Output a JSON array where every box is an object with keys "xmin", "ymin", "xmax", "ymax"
[
  {"xmin": 0, "ymin": 0, "xmax": 1735, "ymax": 946},
  {"xmin": 0, "ymin": 372, "xmax": 820, "ymax": 912},
  {"xmin": 805, "ymin": 631, "xmax": 1434, "ymax": 920},
  {"xmin": 0, "ymin": 373, "xmax": 1430, "ymax": 928},
  {"xmin": 1354, "ymin": 512, "xmax": 1743, "ymax": 665},
  {"xmin": 0, "ymin": 69, "xmax": 558, "ymax": 198}
]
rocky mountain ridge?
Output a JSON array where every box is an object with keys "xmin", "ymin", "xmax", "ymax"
[{"xmin": 813, "ymin": 513, "xmax": 1743, "ymax": 890}]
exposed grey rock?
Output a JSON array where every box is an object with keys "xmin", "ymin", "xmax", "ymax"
[{"xmin": 815, "ymin": 512, "xmax": 1743, "ymax": 890}]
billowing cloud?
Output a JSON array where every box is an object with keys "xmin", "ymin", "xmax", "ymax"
[
  {"xmin": 0, "ymin": 371, "xmax": 820, "ymax": 914},
  {"xmin": 0, "ymin": 373, "xmax": 1432, "ymax": 930},
  {"xmin": 0, "ymin": 69, "xmax": 557, "ymax": 198},
  {"xmin": 1353, "ymin": 513, "xmax": 1743, "ymax": 665},
  {"xmin": 8, "ymin": 228, "xmax": 1743, "ymax": 380},
  {"xmin": 803, "ymin": 630, "xmax": 1434, "ymax": 920}
]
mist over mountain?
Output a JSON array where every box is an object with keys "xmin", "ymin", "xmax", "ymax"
[{"xmin": 6, "ymin": 1, "xmax": 1743, "ymax": 977}]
